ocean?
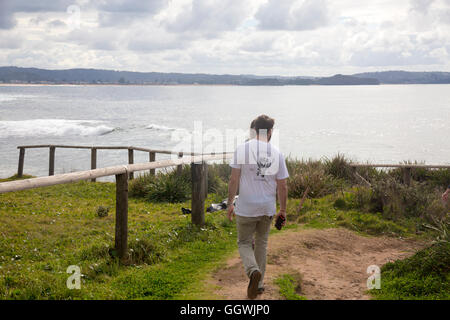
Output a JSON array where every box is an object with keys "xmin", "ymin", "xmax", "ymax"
[{"xmin": 1, "ymin": 84, "xmax": 449, "ymax": 180}]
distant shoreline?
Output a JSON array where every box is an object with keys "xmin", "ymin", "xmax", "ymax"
[
  {"xmin": 1, "ymin": 82, "xmax": 450, "ymax": 87},
  {"xmin": 0, "ymin": 83, "xmax": 237, "ymax": 86},
  {"xmin": 3, "ymin": 66, "xmax": 450, "ymax": 85}
]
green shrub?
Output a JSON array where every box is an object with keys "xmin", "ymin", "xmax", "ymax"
[
  {"xmin": 371, "ymin": 243, "xmax": 450, "ymax": 300},
  {"xmin": 207, "ymin": 166, "xmax": 229, "ymax": 199},
  {"xmin": 147, "ymin": 173, "xmax": 190, "ymax": 203},
  {"xmin": 128, "ymin": 172, "xmax": 154, "ymax": 198},
  {"xmin": 96, "ymin": 206, "xmax": 109, "ymax": 217},
  {"xmin": 207, "ymin": 163, "xmax": 231, "ymax": 183},
  {"xmin": 324, "ymin": 153, "xmax": 354, "ymax": 182},
  {"xmin": 130, "ymin": 163, "xmax": 231, "ymax": 203},
  {"xmin": 286, "ymin": 158, "xmax": 343, "ymax": 198},
  {"xmin": 128, "ymin": 238, "xmax": 166, "ymax": 265},
  {"xmin": 333, "ymin": 198, "xmax": 347, "ymax": 210},
  {"xmin": 350, "ymin": 176, "xmax": 447, "ymax": 224},
  {"xmin": 129, "ymin": 167, "xmax": 191, "ymax": 203}
]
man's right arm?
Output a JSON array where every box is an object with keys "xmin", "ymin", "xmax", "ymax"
[{"xmin": 276, "ymin": 178, "xmax": 288, "ymax": 225}]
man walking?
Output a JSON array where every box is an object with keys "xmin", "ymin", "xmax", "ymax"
[{"xmin": 227, "ymin": 114, "xmax": 289, "ymax": 299}]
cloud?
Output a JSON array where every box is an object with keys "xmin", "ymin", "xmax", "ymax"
[
  {"xmin": 409, "ymin": 0, "xmax": 436, "ymax": 13},
  {"xmin": 0, "ymin": 0, "xmax": 449, "ymax": 75},
  {"xmin": 255, "ymin": 0, "xmax": 330, "ymax": 31},
  {"xmin": 0, "ymin": 0, "xmax": 75, "ymax": 30},
  {"xmin": 0, "ymin": 33, "xmax": 23, "ymax": 49},
  {"xmin": 349, "ymin": 49, "xmax": 439, "ymax": 67},
  {"xmin": 127, "ymin": 30, "xmax": 188, "ymax": 52},
  {"xmin": 0, "ymin": 1, "xmax": 17, "ymax": 29},
  {"xmin": 2, "ymin": 0, "xmax": 74, "ymax": 12},
  {"xmin": 53, "ymin": 28, "xmax": 122, "ymax": 51},
  {"xmin": 164, "ymin": 0, "xmax": 253, "ymax": 37},
  {"xmin": 408, "ymin": 0, "xmax": 450, "ymax": 28},
  {"xmin": 239, "ymin": 33, "xmax": 276, "ymax": 52},
  {"xmin": 47, "ymin": 19, "xmax": 67, "ymax": 28},
  {"xmin": 95, "ymin": 0, "xmax": 169, "ymax": 27},
  {"xmin": 94, "ymin": 0, "xmax": 169, "ymax": 13}
]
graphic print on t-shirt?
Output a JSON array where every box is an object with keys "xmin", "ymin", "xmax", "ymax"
[{"xmin": 256, "ymin": 156, "xmax": 272, "ymax": 177}]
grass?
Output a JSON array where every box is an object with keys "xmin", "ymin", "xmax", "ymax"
[
  {"xmin": 369, "ymin": 242, "xmax": 450, "ymax": 300},
  {"xmin": 284, "ymin": 192, "xmax": 421, "ymax": 238},
  {"xmin": 274, "ymin": 272, "xmax": 307, "ymax": 300},
  {"xmin": 0, "ymin": 180, "xmax": 237, "ymax": 299},
  {"xmin": 0, "ymin": 159, "xmax": 447, "ymax": 300}
]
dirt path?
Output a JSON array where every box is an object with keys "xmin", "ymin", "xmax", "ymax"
[{"xmin": 211, "ymin": 228, "xmax": 425, "ymax": 300}]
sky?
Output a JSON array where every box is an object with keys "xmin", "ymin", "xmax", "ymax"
[{"xmin": 0, "ymin": 0, "xmax": 450, "ymax": 76}]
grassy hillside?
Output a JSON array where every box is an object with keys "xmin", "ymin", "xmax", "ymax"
[
  {"xmin": 0, "ymin": 156, "xmax": 448, "ymax": 300},
  {"xmin": 0, "ymin": 180, "xmax": 237, "ymax": 299}
]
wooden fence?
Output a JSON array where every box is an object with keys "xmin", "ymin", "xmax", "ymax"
[
  {"xmin": 1, "ymin": 152, "xmax": 232, "ymax": 263},
  {"xmin": 16, "ymin": 144, "xmax": 221, "ymax": 181},
  {"xmin": 349, "ymin": 163, "xmax": 450, "ymax": 186}
]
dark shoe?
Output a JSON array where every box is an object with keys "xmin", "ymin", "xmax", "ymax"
[
  {"xmin": 257, "ymin": 287, "xmax": 265, "ymax": 295},
  {"xmin": 247, "ymin": 270, "xmax": 261, "ymax": 299}
]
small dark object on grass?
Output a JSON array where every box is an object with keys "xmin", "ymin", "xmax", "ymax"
[
  {"xmin": 206, "ymin": 196, "xmax": 238, "ymax": 213},
  {"xmin": 108, "ymin": 248, "xmax": 117, "ymax": 258},
  {"xmin": 181, "ymin": 207, "xmax": 192, "ymax": 215},
  {"xmin": 206, "ymin": 201, "xmax": 227, "ymax": 212},
  {"xmin": 333, "ymin": 198, "xmax": 347, "ymax": 210},
  {"xmin": 96, "ymin": 206, "xmax": 109, "ymax": 218}
]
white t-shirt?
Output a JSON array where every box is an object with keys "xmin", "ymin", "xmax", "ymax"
[{"xmin": 230, "ymin": 139, "xmax": 289, "ymax": 217}]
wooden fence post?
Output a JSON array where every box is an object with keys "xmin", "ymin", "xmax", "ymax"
[
  {"xmin": 191, "ymin": 162, "xmax": 206, "ymax": 226},
  {"xmin": 403, "ymin": 167, "xmax": 412, "ymax": 186},
  {"xmin": 204, "ymin": 162, "xmax": 208, "ymax": 198},
  {"xmin": 90, "ymin": 148, "xmax": 97, "ymax": 182},
  {"xmin": 17, "ymin": 148, "xmax": 25, "ymax": 178},
  {"xmin": 115, "ymin": 173, "xmax": 129, "ymax": 264},
  {"xmin": 177, "ymin": 152, "xmax": 183, "ymax": 176},
  {"xmin": 149, "ymin": 151, "xmax": 156, "ymax": 176},
  {"xmin": 49, "ymin": 146, "xmax": 55, "ymax": 176},
  {"xmin": 128, "ymin": 149, "xmax": 134, "ymax": 180}
]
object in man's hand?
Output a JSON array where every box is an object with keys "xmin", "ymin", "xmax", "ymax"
[{"xmin": 275, "ymin": 215, "xmax": 285, "ymax": 230}]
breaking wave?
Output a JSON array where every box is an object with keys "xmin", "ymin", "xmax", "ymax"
[
  {"xmin": 0, "ymin": 119, "xmax": 115, "ymax": 138},
  {"xmin": 146, "ymin": 123, "xmax": 176, "ymax": 131}
]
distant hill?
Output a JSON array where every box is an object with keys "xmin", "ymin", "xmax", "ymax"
[
  {"xmin": 352, "ymin": 71, "xmax": 450, "ymax": 84},
  {"xmin": 0, "ymin": 66, "xmax": 379, "ymax": 86},
  {"xmin": 316, "ymin": 74, "xmax": 379, "ymax": 85}
]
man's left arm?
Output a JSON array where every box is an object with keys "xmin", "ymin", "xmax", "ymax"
[{"xmin": 227, "ymin": 168, "xmax": 241, "ymax": 221}]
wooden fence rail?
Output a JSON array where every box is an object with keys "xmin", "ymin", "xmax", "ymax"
[
  {"xmin": 1, "ymin": 153, "xmax": 232, "ymax": 263},
  {"xmin": 349, "ymin": 163, "xmax": 450, "ymax": 186},
  {"xmin": 16, "ymin": 144, "xmax": 228, "ymax": 181}
]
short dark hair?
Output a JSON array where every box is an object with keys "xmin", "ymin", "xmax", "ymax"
[{"xmin": 253, "ymin": 114, "xmax": 274, "ymax": 135}]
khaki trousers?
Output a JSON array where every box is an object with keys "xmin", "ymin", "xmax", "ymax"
[{"xmin": 235, "ymin": 214, "xmax": 273, "ymax": 289}]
